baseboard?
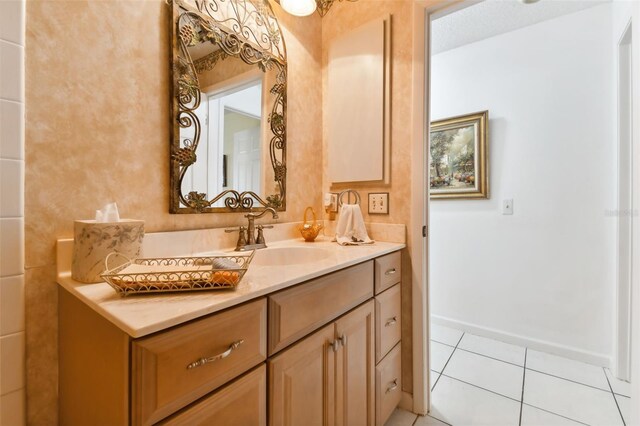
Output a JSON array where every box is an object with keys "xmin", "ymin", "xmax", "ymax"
[{"xmin": 431, "ymin": 315, "xmax": 612, "ymax": 368}]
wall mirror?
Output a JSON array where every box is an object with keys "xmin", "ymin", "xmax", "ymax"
[{"xmin": 170, "ymin": 0, "xmax": 287, "ymax": 213}]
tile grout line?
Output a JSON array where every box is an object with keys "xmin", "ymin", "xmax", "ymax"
[
  {"xmin": 522, "ymin": 403, "xmax": 590, "ymax": 426},
  {"xmin": 431, "ymin": 338, "xmax": 456, "ymax": 348},
  {"xmin": 433, "ymin": 335, "xmax": 528, "ymax": 368},
  {"xmin": 431, "ymin": 329, "xmax": 610, "ymax": 426},
  {"xmin": 439, "ymin": 373, "xmax": 522, "ymax": 403},
  {"xmin": 411, "ymin": 413, "xmax": 419, "ymax": 426},
  {"xmin": 0, "ymin": 273, "xmax": 25, "ymax": 279},
  {"xmin": 603, "ymin": 367, "xmax": 626, "ymax": 426},
  {"xmin": 0, "ymin": 39, "xmax": 24, "ymax": 48},
  {"xmin": 455, "ymin": 346, "xmax": 524, "ymax": 368},
  {"xmin": 431, "ymin": 333, "xmax": 465, "ymax": 392},
  {"xmin": 518, "ymin": 348, "xmax": 528, "ymax": 426},
  {"xmin": 440, "ymin": 371, "xmax": 589, "ymax": 425},
  {"xmin": 526, "ymin": 367, "xmax": 612, "ymax": 393},
  {"xmin": 0, "ymin": 330, "xmax": 25, "ymax": 339},
  {"xmin": 414, "ymin": 414, "xmax": 452, "ymax": 426},
  {"xmin": 0, "ymin": 98, "xmax": 24, "ymax": 105},
  {"xmin": 0, "ymin": 386, "xmax": 26, "ymax": 400}
]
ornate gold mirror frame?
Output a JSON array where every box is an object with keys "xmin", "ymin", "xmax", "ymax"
[{"xmin": 170, "ymin": 0, "xmax": 287, "ymax": 213}]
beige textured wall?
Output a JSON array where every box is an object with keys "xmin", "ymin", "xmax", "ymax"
[
  {"xmin": 24, "ymin": 1, "xmax": 322, "ymax": 423},
  {"xmin": 197, "ymin": 54, "xmax": 255, "ymax": 87},
  {"xmin": 321, "ymin": 0, "xmax": 415, "ymax": 393}
]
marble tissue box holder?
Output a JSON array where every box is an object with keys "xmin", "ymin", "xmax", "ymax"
[{"xmin": 72, "ymin": 219, "xmax": 145, "ymax": 283}]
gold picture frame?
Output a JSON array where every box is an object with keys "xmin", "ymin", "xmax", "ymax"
[{"xmin": 429, "ymin": 110, "xmax": 489, "ymax": 199}]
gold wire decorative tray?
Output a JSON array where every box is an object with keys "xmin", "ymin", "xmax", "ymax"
[{"xmin": 101, "ymin": 251, "xmax": 255, "ymax": 297}]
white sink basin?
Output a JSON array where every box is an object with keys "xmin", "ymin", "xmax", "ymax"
[{"xmin": 251, "ymin": 246, "xmax": 332, "ymax": 267}]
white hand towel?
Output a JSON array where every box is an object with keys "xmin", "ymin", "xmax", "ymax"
[{"xmin": 334, "ymin": 204, "xmax": 374, "ymax": 246}]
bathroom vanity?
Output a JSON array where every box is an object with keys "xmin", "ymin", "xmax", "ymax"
[{"xmin": 57, "ymin": 237, "xmax": 404, "ymax": 426}]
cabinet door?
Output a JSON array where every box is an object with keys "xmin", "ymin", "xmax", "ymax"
[
  {"xmin": 335, "ymin": 300, "xmax": 375, "ymax": 426},
  {"xmin": 269, "ymin": 323, "xmax": 336, "ymax": 426}
]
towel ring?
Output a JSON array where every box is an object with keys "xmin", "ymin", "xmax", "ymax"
[{"xmin": 338, "ymin": 189, "xmax": 361, "ymax": 207}]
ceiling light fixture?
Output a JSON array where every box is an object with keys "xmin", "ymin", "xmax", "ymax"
[
  {"xmin": 280, "ymin": 0, "xmax": 317, "ymax": 16},
  {"xmin": 277, "ymin": 0, "xmax": 358, "ymax": 17}
]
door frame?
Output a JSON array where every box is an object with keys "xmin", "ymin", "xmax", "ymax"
[
  {"xmin": 615, "ymin": 19, "xmax": 633, "ymax": 383},
  {"xmin": 410, "ymin": 0, "xmax": 470, "ymax": 415}
]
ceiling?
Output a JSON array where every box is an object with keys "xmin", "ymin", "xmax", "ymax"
[{"xmin": 431, "ymin": 0, "xmax": 609, "ymax": 55}]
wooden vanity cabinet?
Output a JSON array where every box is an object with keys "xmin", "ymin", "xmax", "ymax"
[{"xmin": 59, "ymin": 249, "xmax": 403, "ymax": 426}]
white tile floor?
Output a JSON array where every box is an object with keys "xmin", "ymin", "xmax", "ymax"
[{"xmin": 385, "ymin": 324, "xmax": 631, "ymax": 426}]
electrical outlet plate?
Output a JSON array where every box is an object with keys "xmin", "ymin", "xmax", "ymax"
[{"xmin": 368, "ymin": 192, "xmax": 389, "ymax": 215}]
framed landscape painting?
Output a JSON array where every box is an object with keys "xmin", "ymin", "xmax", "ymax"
[{"xmin": 429, "ymin": 110, "xmax": 489, "ymax": 199}]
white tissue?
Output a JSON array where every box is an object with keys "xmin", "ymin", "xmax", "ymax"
[{"xmin": 95, "ymin": 202, "xmax": 120, "ymax": 223}]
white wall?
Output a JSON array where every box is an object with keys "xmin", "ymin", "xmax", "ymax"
[
  {"xmin": 0, "ymin": 0, "xmax": 26, "ymax": 424},
  {"xmin": 430, "ymin": 4, "xmax": 616, "ymax": 364}
]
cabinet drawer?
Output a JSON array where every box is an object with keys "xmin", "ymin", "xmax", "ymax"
[
  {"xmin": 160, "ymin": 365, "xmax": 266, "ymax": 426},
  {"xmin": 375, "ymin": 284, "xmax": 401, "ymax": 363},
  {"xmin": 374, "ymin": 252, "xmax": 401, "ymax": 295},
  {"xmin": 375, "ymin": 344, "xmax": 402, "ymax": 426},
  {"xmin": 268, "ymin": 261, "xmax": 373, "ymax": 355},
  {"xmin": 132, "ymin": 299, "xmax": 267, "ymax": 425}
]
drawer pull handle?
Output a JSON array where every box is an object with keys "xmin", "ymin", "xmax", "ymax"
[
  {"xmin": 385, "ymin": 268, "xmax": 397, "ymax": 276},
  {"xmin": 330, "ymin": 335, "xmax": 348, "ymax": 352},
  {"xmin": 385, "ymin": 317, "xmax": 397, "ymax": 327},
  {"xmin": 187, "ymin": 340, "xmax": 244, "ymax": 370},
  {"xmin": 386, "ymin": 379, "xmax": 398, "ymax": 394},
  {"xmin": 338, "ymin": 334, "xmax": 347, "ymax": 347},
  {"xmin": 330, "ymin": 340, "xmax": 340, "ymax": 352}
]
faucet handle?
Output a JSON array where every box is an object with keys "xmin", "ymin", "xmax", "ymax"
[
  {"xmin": 226, "ymin": 226, "xmax": 247, "ymax": 250},
  {"xmin": 256, "ymin": 227, "xmax": 265, "ymax": 245},
  {"xmin": 257, "ymin": 225, "xmax": 274, "ymax": 229}
]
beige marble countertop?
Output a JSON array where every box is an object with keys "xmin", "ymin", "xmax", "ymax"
[{"xmin": 57, "ymin": 236, "xmax": 405, "ymax": 338}]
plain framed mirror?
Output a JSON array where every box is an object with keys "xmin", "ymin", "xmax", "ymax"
[{"xmin": 170, "ymin": 0, "xmax": 287, "ymax": 213}]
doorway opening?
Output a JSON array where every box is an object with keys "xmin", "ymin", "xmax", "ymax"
[{"xmin": 424, "ymin": 2, "xmax": 632, "ymax": 425}]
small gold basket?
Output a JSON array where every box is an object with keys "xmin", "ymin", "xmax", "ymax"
[
  {"xmin": 299, "ymin": 207, "xmax": 324, "ymax": 242},
  {"xmin": 101, "ymin": 251, "xmax": 254, "ymax": 297}
]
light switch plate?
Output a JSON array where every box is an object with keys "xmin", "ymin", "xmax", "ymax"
[
  {"xmin": 503, "ymin": 199, "xmax": 514, "ymax": 215},
  {"xmin": 368, "ymin": 192, "xmax": 389, "ymax": 215}
]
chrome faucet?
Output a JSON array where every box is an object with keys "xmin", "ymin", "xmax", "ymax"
[{"xmin": 226, "ymin": 207, "xmax": 279, "ymax": 251}]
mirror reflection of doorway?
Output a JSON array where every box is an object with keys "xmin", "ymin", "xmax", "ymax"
[
  {"xmin": 226, "ymin": 110, "xmax": 261, "ymax": 195},
  {"xmin": 210, "ymin": 80, "xmax": 262, "ymax": 207},
  {"xmin": 180, "ymin": 78, "xmax": 263, "ymax": 207}
]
